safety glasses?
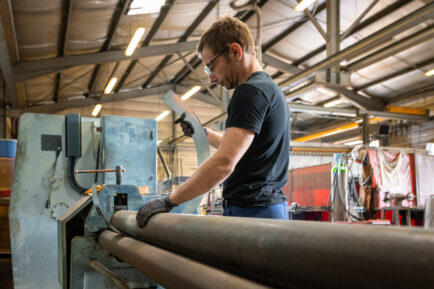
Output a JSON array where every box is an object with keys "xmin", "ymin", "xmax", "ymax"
[{"xmin": 203, "ymin": 47, "xmax": 229, "ymax": 76}]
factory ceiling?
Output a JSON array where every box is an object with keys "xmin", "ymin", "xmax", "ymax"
[{"xmin": 0, "ymin": 0, "xmax": 433, "ymax": 142}]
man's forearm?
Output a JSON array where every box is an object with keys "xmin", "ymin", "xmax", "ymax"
[
  {"xmin": 207, "ymin": 129, "xmax": 223, "ymax": 148},
  {"xmin": 169, "ymin": 153, "xmax": 233, "ymax": 205}
]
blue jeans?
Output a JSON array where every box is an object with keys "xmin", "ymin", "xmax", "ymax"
[{"xmin": 223, "ymin": 201, "xmax": 288, "ymax": 219}]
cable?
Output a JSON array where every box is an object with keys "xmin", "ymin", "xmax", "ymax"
[
  {"xmin": 68, "ymin": 157, "xmax": 88, "ymax": 194},
  {"xmin": 45, "ymin": 146, "xmax": 61, "ymax": 209}
]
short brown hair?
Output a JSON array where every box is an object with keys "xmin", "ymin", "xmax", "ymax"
[{"xmin": 197, "ymin": 16, "xmax": 256, "ymax": 57}]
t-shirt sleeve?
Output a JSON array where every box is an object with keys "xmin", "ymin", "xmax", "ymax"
[{"xmin": 226, "ymin": 84, "xmax": 270, "ymax": 135}]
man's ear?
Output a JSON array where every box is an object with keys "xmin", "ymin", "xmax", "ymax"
[{"xmin": 229, "ymin": 43, "xmax": 242, "ymax": 61}]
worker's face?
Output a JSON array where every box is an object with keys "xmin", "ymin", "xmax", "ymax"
[{"xmin": 201, "ymin": 45, "xmax": 236, "ymax": 90}]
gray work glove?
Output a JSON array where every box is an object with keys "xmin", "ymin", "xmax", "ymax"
[
  {"xmin": 136, "ymin": 196, "xmax": 178, "ymax": 227},
  {"xmin": 174, "ymin": 113, "xmax": 194, "ymax": 137}
]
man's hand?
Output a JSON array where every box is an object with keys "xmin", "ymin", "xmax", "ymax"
[
  {"xmin": 136, "ymin": 196, "xmax": 178, "ymax": 227},
  {"xmin": 174, "ymin": 113, "xmax": 194, "ymax": 137}
]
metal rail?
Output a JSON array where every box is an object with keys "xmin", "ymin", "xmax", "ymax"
[{"xmin": 110, "ymin": 210, "xmax": 434, "ymax": 289}]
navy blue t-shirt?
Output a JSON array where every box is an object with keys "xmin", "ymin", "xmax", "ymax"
[{"xmin": 223, "ymin": 71, "xmax": 290, "ymax": 206}]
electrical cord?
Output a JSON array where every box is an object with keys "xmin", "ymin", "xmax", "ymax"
[
  {"xmin": 68, "ymin": 157, "xmax": 88, "ymax": 194},
  {"xmin": 45, "ymin": 146, "xmax": 61, "ymax": 209}
]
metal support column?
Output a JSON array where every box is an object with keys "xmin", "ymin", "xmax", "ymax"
[
  {"xmin": 327, "ymin": 0, "xmax": 340, "ymax": 82},
  {"xmin": 362, "ymin": 113, "xmax": 370, "ymax": 144}
]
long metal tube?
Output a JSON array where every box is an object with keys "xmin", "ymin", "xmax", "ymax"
[
  {"xmin": 98, "ymin": 230, "xmax": 269, "ymax": 289},
  {"xmin": 111, "ymin": 211, "xmax": 434, "ymax": 289}
]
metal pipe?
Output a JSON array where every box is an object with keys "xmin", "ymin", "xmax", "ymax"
[
  {"xmin": 281, "ymin": 2, "xmax": 434, "ymax": 87},
  {"xmin": 89, "ymin": 260, "xmax": 131, "ymax": 289},
  {"xmin": 98, "ymin": 230, "xmax": 269, "ymax": 289},
  {"xmin": 111, "ymin": 210, "xmax": 434, "ymax": 289}
]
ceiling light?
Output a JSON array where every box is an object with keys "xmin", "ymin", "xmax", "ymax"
[
  {"xmin": 104, "ymin": 77, "xmax": 118, "ymax": 94},
  {"xmin": 324, "ymin": 98, "xmax": 344, "ymax": 108},
  {"xmin": 127, "ymin": 0, "xmax": 165, "ymax": 15},
  {"xmin": 294, "ymin": 0, "xmax": 316, "ymax": 12},
  {"xmin": 125, "ymin": 27, "xmax": 145, "ymax": 56},
  {"xmin": 156, "ymin": 110, "xmax": 170, "ymax": 122},
  {"xmin": 92, "ymin": 104, "xmax": 102, "ymax": 117},
  {"xmin": 344, "ymin": 139, "xmax": 363, "ymax": 146},
  {"xmin": 425, "ymin": 69, "xmax": 434, "ymax": 77},
  {"xmin": 181, "ymin": 86, "xmax": 201, "ymax": 101}
]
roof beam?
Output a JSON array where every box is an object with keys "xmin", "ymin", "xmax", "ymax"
[
  {"xmin": 292, "ymin": 0, "xmax": 409, "ymax": 67},
  {"xmin": 262, "ymin": 54, "xmax": 300, "ymax": 75},
  {"xmin": 280, "ymin": 2, "xmax": 434, "ymax": 88},
  {"xmin": 55, "ymin": 0, "xmax": 73, "ymax": 104},
  {"xmin": 340, "ymin": 0, "xmax": 378, "ymax": 40},
  {"xmin": 26, "ymin": 84, "xmax": 172, "ymax": 113},
  {"xmin": 141, "ymin": 0, "xmax": 219, "ymax": 89},
  {"xmin": 171, "ymin": 0, "xmax": 269, "ymax": 86},
  {"xmin": 262, "ymin": 52, "xmax": 384, "ymax": 110},
  {"xmin": 304, "ymin": 5, "xmax": 327, "ymax": 40},
  {"xmin": 330, "ymin": 86, "xmax": 384, "ymax": 111},
  {"xmin": 346, "ymin": 25, "xmax": 434, "ymax": 72},
  {"xmin": 285, "ymin": 82, "xmax": 318, "ymax": 101},
  {"xmin": 388, "ymin": 83, "xmax": 434, "ymax": 106},
  {"xmin": 87, "ymin": 0, "xmax": 131, "ymax": 96},
  {"xmin": 13, "ymin": 41, "xmax": 198, "ymax": 82},
  {"xmin": 355, "ymin": 57, "xmax": 434, "ymax": 91},
  {"xmin": 114, "ymin": 0, "xmax": 174, "ymax": 92},
  {"xmin": 60, "ymin": 0, "xmax": 73, "ymax": 57},
  {"xmin": 261, "ymin": 1, "xmax": 327, "ymax": 52},
  {"xmin": 176, "ymin": 52, "xmax": 220, "ymax": 103}
]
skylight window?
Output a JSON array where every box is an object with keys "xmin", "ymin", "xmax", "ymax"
[{"xmin": 127, "ymin": 0, "xmax": 165, "ymax": 15}]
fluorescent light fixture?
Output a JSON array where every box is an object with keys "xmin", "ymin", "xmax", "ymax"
[
  {"xmin": 425, "ymin": 69, "xmax": 434, "ymax": 77},
  {"xmin": 294, "ymin": 0, "xmax": 316, "ymax": 12},
  {"xmin": 127, "ymin": 0, "xmax": 165, "ymax": 15},
  {"xmin": 324, "ymin": 98, "xmax": 344, "ymax": 108},
  {"xmin": 125, "ymin": 27, "xmax": 145, "ymax": 56},
  {"xmin": 92, "ymin": 104, "xmax": 102, "ymax": 116},
  {"xmin": 156, "ymin": 110, "xmax": 170, "ymax": 122},
  {"xmin": 344, "ymin": 139, "xmax": 363, "ymax": 146},
  {"xmin": 181, "ymin": 86, "xmax": 201, "ymax": 101},
  {"xmin": 104, "ymin": 77, "xmax": 118, "ymax": 94}
]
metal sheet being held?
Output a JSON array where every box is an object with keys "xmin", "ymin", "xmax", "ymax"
[{"xmin": 162, "ymin": 90, "xmax": 210, "ymax": 165}]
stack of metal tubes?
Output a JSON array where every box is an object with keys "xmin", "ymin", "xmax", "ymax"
[{"xmin": 99, "ymin": 211, "xmax": 434, "ymax": 289}]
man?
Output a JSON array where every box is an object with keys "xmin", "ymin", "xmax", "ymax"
[{"xmin": 137, "ymin": 16, "xmax": 290, "ymax": 227}]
